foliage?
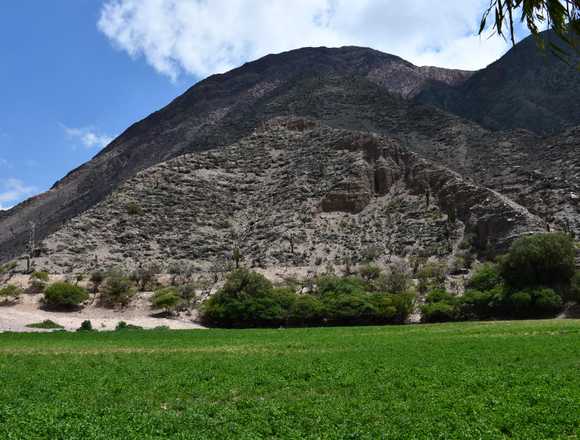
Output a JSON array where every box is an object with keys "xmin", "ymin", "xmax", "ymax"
[
  {"xmin": 77, "ymin": 320, "xmax": 93, "ymax": 331},
  {"xmin": 499, "ymin": 233, "xmax": 576, "ymax": 290},
  {"xmin": 31, "ymin": 271, "xmax": 49, "ymax": 282},
  {"xmin": 43, "ymin": 282, "xmax": 89, "ymax": 309},
  {"xmin": 150, "ymin": 287, "xmax": 182, "ymax": 313},
  {"xmin": 101, "ymin": 270, "xmax": 136, "ymax": 307},
  {"xmin": 480, "ymin": 0, "xmax": 580, "ymax": 66},
  {"xmin": 126, "ymin": 201, "xmax": 143, "ymax": 216},
  {"xmin": 417, "ymin": 261, "xmax": 446, "ymax": 294},
  {"xmin": 115, "ymin": 321, "xmax": 143, "ymax": 331},
  {"xmin": 421, "ymin": 302, "xmax": 458, "ymax": 323},
  {"xmin": 1, "ymin": 321, "xmax": 577, "ymax": 439},
  {"xmin": 131, "ymin": 263, "xmax": 161, "ymax": 291},
  {"xmin": 467, "ymin": 263, "xmax": 502, "ymax": 292},
  {"xmin": 0, "ymin": 284, "xmax": 22, "ymax": 304},
  {"xmin": 89, "ymin": 271, "xmax": 105, "ymax": 293},
  {"xmin": 26, "ymin": 320, "xmax": 64, "ymax": 329},
  {"xmin": 358, "ymin": 263, "xmax": 381, "ymax": 282},
  {"xmin": 201, "ymin": 270, "xmax": 413, "ymax": 327}
]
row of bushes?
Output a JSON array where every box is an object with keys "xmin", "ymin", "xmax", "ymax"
[
  {"xmin": 201, "ymin": 269, "xmax": 415, "ymax": 327},
  {"xmin": 422, "ymin": 233, "xmax": 579, "ymax": 322}
]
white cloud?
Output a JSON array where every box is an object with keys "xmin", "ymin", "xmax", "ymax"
[
  {"xmin": 0, "ymin": 158, "xmax": 8, "ymax": 167},
  {"xmin": 98, "ymin": 0, "xmax": 512, "ymax": 80},
  {"xmin": 62, "ymin": 125, "xmax": 114, "ymax": 150},
  {"xmin": 0, "ymin": 178, "xmax": 37, "ymax": 210}
]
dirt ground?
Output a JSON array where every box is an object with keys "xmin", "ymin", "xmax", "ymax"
[{"xmin": 0, "ymin": 292, "xmax": 205, "ymax": 332}]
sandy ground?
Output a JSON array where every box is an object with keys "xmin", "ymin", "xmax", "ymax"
[{"xmin": 0, "ymin": 292, "xmax": 205, "ymax": 333}]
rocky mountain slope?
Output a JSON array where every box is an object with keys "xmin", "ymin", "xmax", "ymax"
[
  {"xmin": 34, "ymin": 118, "xmax": 544, "ymax": 274},
  {"xmin": 1, "ymin": 31, "xmax": 578, "ymax": 269},
  {"xmin": 416, "ymin": 31, "xmax": 580, "ymax": 135}
]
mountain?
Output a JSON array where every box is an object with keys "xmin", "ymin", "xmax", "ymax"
[
  {"xmin": 0, "ymin": 33, "xmax": 578, "ymax": 270},
  {"xmin": 416, "ymin": 31, "xmax": 580, "ymax": 134}
]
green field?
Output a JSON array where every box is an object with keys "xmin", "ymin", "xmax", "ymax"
[{"xmin": 0, "ymin": 321, "xmax": 578, "ymax": 439}]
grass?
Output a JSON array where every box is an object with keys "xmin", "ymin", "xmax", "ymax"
[
  {"xmin": 24, "ymin": 319, "xmax": 64, "ymax": 329},
  {"xmin": 0, "ymin": 320, "xmax": 578, "ymax": 439}
]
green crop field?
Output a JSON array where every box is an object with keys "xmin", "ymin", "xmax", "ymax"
[{"xmin": 0, "ymin": 321, "xmax": 578, "ymax": 439}]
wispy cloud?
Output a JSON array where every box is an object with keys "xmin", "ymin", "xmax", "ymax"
[
  {"xmin": 62, "ymin": 125, "xmax": 114, "ymax": 150},
  {"xmin": 0, "ymin": 178, "xmax": 37, "ymax": 210},
  {"xmin": 98, "ymin": 0, "xmax": 511, "ymax": 81},
  {"xmin": 0, "ymin": 158, "xmax": 9, "ymax": 167}
]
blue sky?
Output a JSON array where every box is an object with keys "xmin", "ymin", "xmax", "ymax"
[
  {"xmin": 0, "ymin": 1, "xmax": 197, "ymax": 209},
  {"xmin": 0, "ymin": 0, "xmax": 527, "ymax": 210}
]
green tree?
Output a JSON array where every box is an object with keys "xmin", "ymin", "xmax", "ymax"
[
  {"xmin": 499, "ymin": 233, "xmax": 576, "ymax": 290},
  {"xmin": 151, "ymin": 287, "xmax": 182, "ymax": 314},
  {"xmin": 44, "ymin": 282, "xmax": 89, "ymax": 309}
]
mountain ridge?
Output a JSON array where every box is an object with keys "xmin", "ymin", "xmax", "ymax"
[{"xmin": 1, "ymin": 34, "xmax": 578, "ymax": 266}]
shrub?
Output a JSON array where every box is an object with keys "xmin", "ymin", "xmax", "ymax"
[
  {"xmin": 131, "ymin": 263, "xmax": 161, "ymax": 291},
  {"xmin": 26, "ymin": 320, "xmax": 63, "ymax": 329},
  {"xmin": 151, "ymin": 287, "xmax": 182, "ymax": 313},
  {"xmin": 201, "ymin": 269, "xmax": 293, "ymax": 327},
  {"xmin": 467, "ymin": 263, "xmax": 502, "ymax": 292},
  {"xmin": 115, "ymin": 321, "xmax": 143, "ymax": 331},
  {"xmin": 425, "ymin": 289, "xmax": 456, "ymax": 305},
  {"xmin": 288, "ymin": 295, "xmax": 326, "ymax": 326},
  {"xmin": 201, "ymin": 271, "xmax": 414, "ymax": 328},
  {"xmin": 421, "ymin": 302, "xmax": 458, "ymax": 323},
  {"xmin": 89, "ymin": 271, "xmax": 105, "ymax": 293},
  {"xmin": 31, "ymin": 271, "xmax": 49, "ymax": 282},
  {"xmin": 417, "ymin": 261, "xmax": 446, "ymax": 294},
  {"xmin": 458, "ymin": 290, "xmax": 495, "ymax": 320},
  {"xmin": 78, "ymin": 320, "xmax": 93, "ymax": 331},
  {"xmin": 383, "ymin": 261, "xmax": 412, "ymax": 294},
  {"xmin": 509, "ymin": 291, "xmax": 533, "ymax": 314},
  {"xmin": 126, "ymin": 201, "xmax": 143, "ymax": 216},
  {"xmin": 358, "ymin": 264, "xmax": 382, "ymax": 282},
  {"xmin": 314, "ymin": 275, "xmax": 365, "ymax": 296},
  {"xmin": 101, "ymin": 271, "xmax": 136, "ymax": 307},
  {"xmin": 532, "ymin": 288, "xmax": 563, "ymax": 315},
  {"xmin": 44, "ymin": 282, "xmax": 89, "ymax": 309},
  {"xmin": 0, "ymin": 284, "xmax": 22, "ymax": 304},
  {"xmin": 321, "ymin": 292, "xmax": 377, "ymax": 325},
  {"xmin": 499, "ymin": 233, "xmax": 575, "ymax": 290}
]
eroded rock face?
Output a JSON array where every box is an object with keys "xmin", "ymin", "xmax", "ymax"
[
  {"xmin": 1, "ymin": 38, "xmax": 579, "ymax": 265},
  {"xmin": 28, "ymin": 119, "xmax": 544, "ymax": 273}
]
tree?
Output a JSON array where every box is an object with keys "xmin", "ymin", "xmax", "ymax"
[
  {"xmin": 150, "ymin": 287, "xmax": 182, "ymax": 314},
  {"xmin": 499, "ymin": 233, "xmax": 576, "ymax": 290},
  {"xmin": 481, "ymin": 1, "xmax": 580, "ymax": 65},
  {"xmin": 101, "ymin": 270, "xmax": 136, "ymax": 307},
  {"xmin": 44, "ymin": 282, "xmax": 89, "ymax": 309}
]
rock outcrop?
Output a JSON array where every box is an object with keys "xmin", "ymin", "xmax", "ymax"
[{"xmin": 28, "ymin": 119, "xmax": 544, "ymax": 274}]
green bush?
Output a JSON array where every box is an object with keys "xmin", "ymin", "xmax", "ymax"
[
  {"xmin": 0, "ymin": 284, "xmax": 22, "ymax": 304},
  {"xmin": 26, "ymin": 320, "xmax": 63, "ymax": 329},
  {"xmin": 499, "ymin": 233, "xmax": 575, "ymax": 290},
  {"xmin": 44, "ymin": 282, "xmax": 89, "ymax": 308},
  {"xmin": 425, "ymin": 289, "xmax": 456, "ymax": 305},
  {"xmin": 314, "ymin": 275, "xmax": 365, "ymax": 296},
  {"xmin": 421, "ymin": 302, "xmax": 457, "ymax": 323},
  {"xmin": 31, "ymin": 271, "xmax": 49, "ymax": 282},
  {"xmin": 467, "ymin": 263, "xmax": 502, "ymax": 292},
  {"xmin": 532, "ymin": 288, "xmax": 563, "ymax": 314},
  {"xmin": 201, "ymin": 270, "xmax": 414, "ymax": 327},
  {"xmin": 115, "ymin": 321, "xmax": 143, "ymax": 331},
  {"xmin": 78, "ymin": 320, "xmax": 93, "ymax": 331},
  {"xmin": 458, "ymin": 290, "xmax": 495, "ymax": 320},
  {"xmin": 288, "ymin": 295, "xmax": 326, "ymax": 325},
  {"xmin": 150, "ymin": 287, "xmax": 182, "ymax": 313},
  {"xmin": 101, "ymin": 271, "xmax": 136, "ymax": 307}
]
